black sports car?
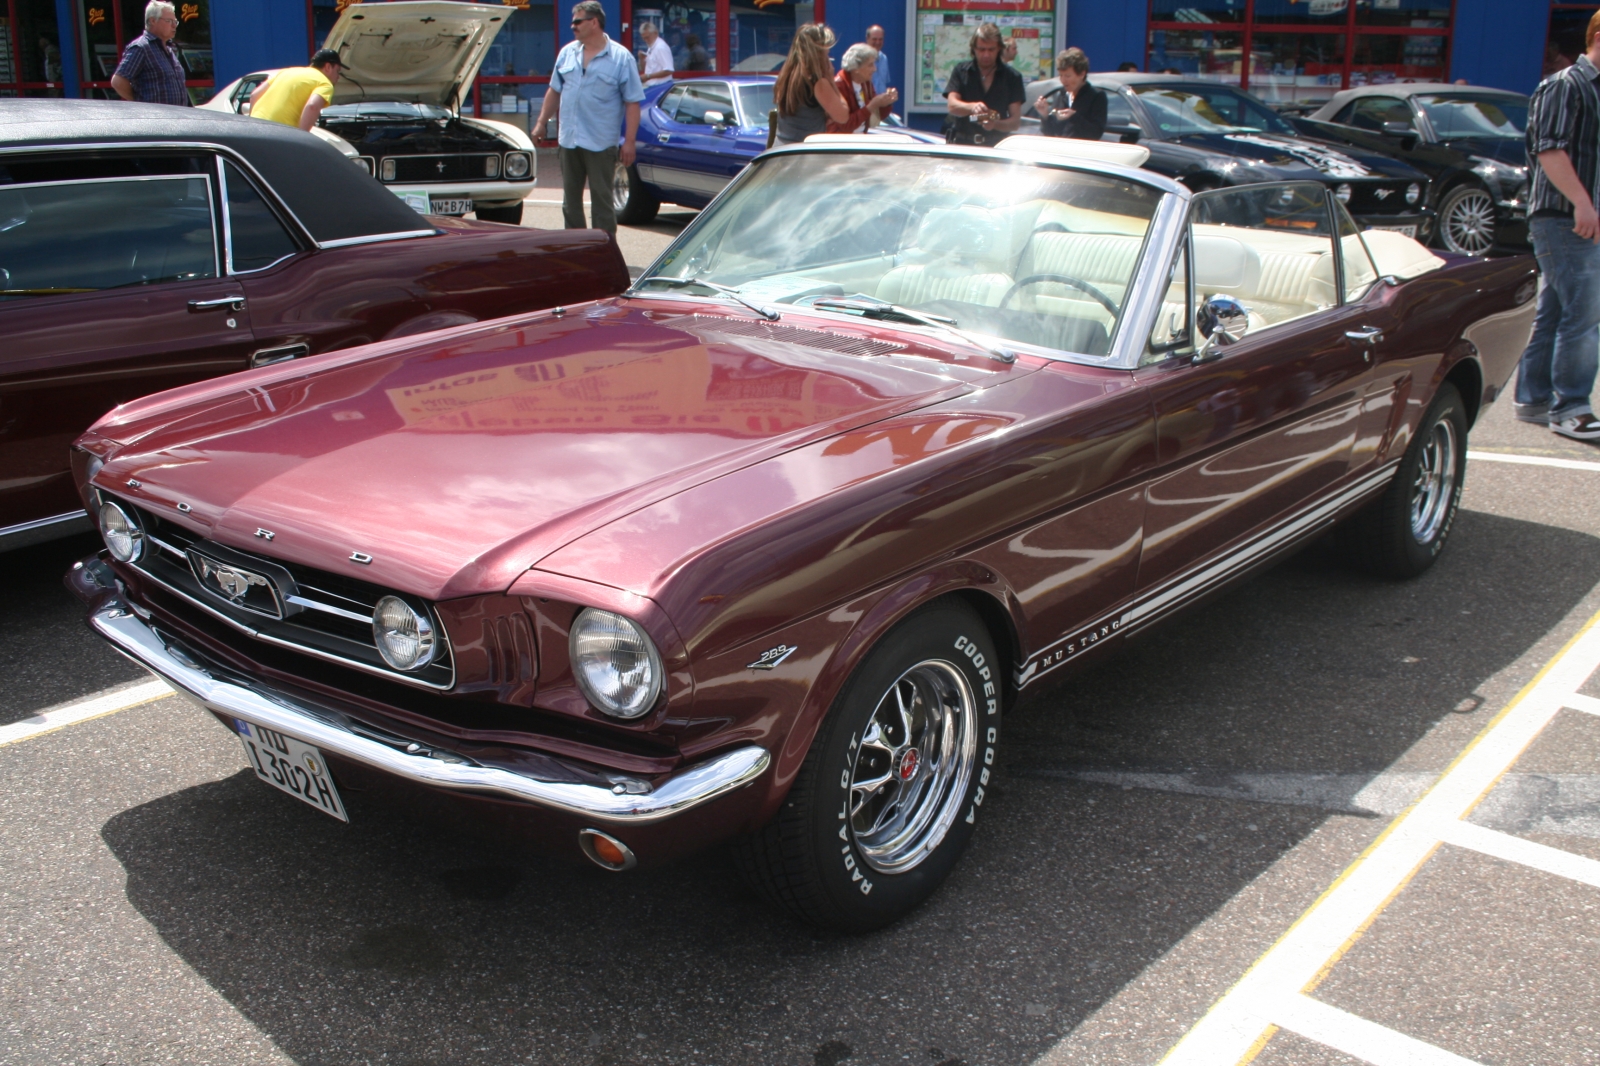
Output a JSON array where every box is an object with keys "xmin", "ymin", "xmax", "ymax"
[
  {"xmin": 1291, "ymin": 83, "xmax": 1529, "ymax": 256},
  {"xmin": 1026, "ymin": 74, "xmax": 1434, "ymax": 241}
]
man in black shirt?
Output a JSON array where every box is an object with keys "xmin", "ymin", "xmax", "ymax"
[
  {"xmin": 943, "ymin": 23, "xmax": 1024, "ymax": 147},
  {"xmin": 1037, "ymin": 48, "xmax": 1107, "ymax": 141},
  {"xmin": 1515, "ymin": 9, "xmax": 1600, "ymax": 441}
]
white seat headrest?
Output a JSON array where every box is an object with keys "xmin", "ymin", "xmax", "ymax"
[
  {"xmin": 915, "ymin": 207, "xmax": 1010, "ymax": 273},
  {"xmin": 995, "ymin": 135, "xmax": 1151, "ymax": 168},
  {"xmin": 1193, "ymin": 234, "xmax": 1261, "ymax": 295}
]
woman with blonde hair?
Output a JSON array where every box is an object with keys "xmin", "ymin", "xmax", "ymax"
[{"xmin": 773, "ymin": 23, "xmax": 850, "ymax": 145}]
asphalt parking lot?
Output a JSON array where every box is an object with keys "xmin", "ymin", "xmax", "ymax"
[{"xmin": 4, "ymin": 209, "xmax": 1599, "ymax": 1064}]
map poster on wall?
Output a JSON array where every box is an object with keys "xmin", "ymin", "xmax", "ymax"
[{"xmin": 909, "ymin": 0, "xmax": 1059, "ymax": 112}]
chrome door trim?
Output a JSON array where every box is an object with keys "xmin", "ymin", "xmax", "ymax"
[{"xmin": 0, "ymin": 510, "xmax": 92, "ymax": 552}]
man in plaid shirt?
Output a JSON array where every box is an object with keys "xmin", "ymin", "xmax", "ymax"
[{"xmin": 110, "ymin": 0, "xmax": 190, "ymax": 107}]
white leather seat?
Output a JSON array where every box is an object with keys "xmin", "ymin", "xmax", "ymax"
[{"xmin": 876, "ymin": 207, "xmax": 1013, "ymax": 307}]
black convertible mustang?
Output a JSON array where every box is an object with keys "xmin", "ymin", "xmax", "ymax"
[
  {"xmin": 1026, "ymin": 73, "xmax": 1434, "ymax": 241},
  {"xmin": 1292, "ymin": 83, "xmax": 1529, "ymax": 256}
]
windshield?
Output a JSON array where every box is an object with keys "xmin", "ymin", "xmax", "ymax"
[
  {"xmin": 737, "ymin": 83, "xmax": 774, "ymax": 127},
  {"xmin": 639, "ymin": 152, "xmax": 1164, "ymax": 358},
  {"xmin": 1415, "ymin": 94, "xmax": 1527, "ymax": 139},
  {"xmin": 1134, "ymin": 85, "xmax": 1295, "ymax": 136}
]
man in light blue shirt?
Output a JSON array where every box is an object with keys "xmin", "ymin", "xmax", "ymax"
[
  {"xmin": 866, "ymin": 25, "xmax": 890, "ymax": 103},
  {"xmin": 532, "ymin": 1, "xmax": 644, "ymax": 234}
]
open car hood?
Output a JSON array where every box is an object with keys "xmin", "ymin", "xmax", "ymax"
[{"xmin": 325, "ymin": 0, "xmax": 511, "ymax": 112}]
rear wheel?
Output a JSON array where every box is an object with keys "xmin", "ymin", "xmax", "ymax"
[
  {"xmin": 614, "ymin": 160, "xmax": 660, "ymax": 225},
  {"xmin": 734, "ymin": 599, "xmax": 1000, "ymax": 932},
  {"xmin": 1343, "ymin": 383, "xmax": 1467, "ymax": 578},
  {"xmin": 473, "ymin": 202, "xmax": 524, "ymax": 225},
  {"xmin": 1435, "ymin": 185, "xmax": 1495, "ymax": 255}
]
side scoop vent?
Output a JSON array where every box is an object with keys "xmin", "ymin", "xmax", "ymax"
[
  {"xmin": 688, "ymin": 314, "xmax": 905, "ymax": 358},
  {"xmin": 484, "ymin": 612, "xmax": 537, "ymax": 688}
]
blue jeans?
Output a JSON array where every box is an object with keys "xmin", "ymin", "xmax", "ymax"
[{"xmin": 1517, "ymin": 214, "xmax": 1600, "ymax": 420}]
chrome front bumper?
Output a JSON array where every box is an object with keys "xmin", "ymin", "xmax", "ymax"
[{"xmin": 82, "ymin": 581, "xmax": 769, "ymax": 826}]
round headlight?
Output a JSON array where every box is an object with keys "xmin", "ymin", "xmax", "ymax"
[
  {"xmin": 569, "ymin": 608, "xmax": 664, "ymax": 719},
  {"xmin": 504, "ymin": 151, "xmax": 531, "ymax": 179},
  {"xmin": 373, "ymin": 595, "xmax": 436, "ymax": 672},
  {"xmin": 1406, "ymin": 182, "xmax": 1422, "ymax": 205},
  {"xmin": 1335, "ymin": 183, "xmax": 1353, "ymax": 204},
  {"xmin": 98, "ymin": 501, "xmax": 143, "ymax": 562}
]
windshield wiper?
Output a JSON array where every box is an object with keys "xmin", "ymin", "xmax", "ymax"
[
  {"xmin": 628, "ymin": 276, "xmax": 780, "ymax": 321},
  {"xmin": 811, "ymin": 295, "xmax": 1016, "ymax": 364}
]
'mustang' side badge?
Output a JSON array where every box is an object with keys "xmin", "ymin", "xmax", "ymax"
[{"xmin": 747, "ymin": 644, "xmax": 797, "ymax": 670}]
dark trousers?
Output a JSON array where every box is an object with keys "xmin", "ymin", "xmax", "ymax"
[{"xmin": 560, "ymin": 145, "xmax": 619, "ymax": 234}]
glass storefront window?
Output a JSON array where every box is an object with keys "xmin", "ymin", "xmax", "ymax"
[
  {"xmin": 1248, "ymin": 32, "xmax": 1346, "ymax": 106},
  {"xmin": 1150, "ymin": 0, "xmax": 1243, "ymax": 25},
  {"xmin": 728, "ymin": 0, "xmax": 809, "ymax": 73},
  {"xmin": 1350, "ymin": 33, "xmax": 1448, "ymax": 85},
  {"xmin": 1355, "ymin": 0, "xmax": 1450, "ymax": 29},
  {"xmin": 74, "ymin": 0, "xmax": 211, "ymax": 99},
  {"xmin": 654, "ymin": 0, "xmax": 716, "ymax": 72},
  {"xmin": 1250, "ymin": 0, "xmax": 1349, "ymax": 28},
  {"xmin": 1146, "ymin": 29, "xmax": 1244, "ymax": 83}
]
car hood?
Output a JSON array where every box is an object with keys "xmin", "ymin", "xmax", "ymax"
[
  {"xmin": 325, "ymin": 0, "xmax": 510, "ymax": 111},
  {"xmin": 1174, "ymin": 131, "xmax": 1420, "ymax": 180},
  {"xmin": 89, "ymin": 301, "xmax": 1016, "ymax": 601},
  {"xmin": 1441, "ymin": 136, "xmax": 1527, "ymax": 167}
]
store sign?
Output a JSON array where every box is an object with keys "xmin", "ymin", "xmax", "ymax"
[{"xmin": 912, "ymin": 0, "xmax": 1057, "ymax": 111}]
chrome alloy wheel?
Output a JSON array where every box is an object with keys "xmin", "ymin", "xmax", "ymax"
[
  {"xmin": 1410, "ymin": 417, "xmax": 1459, "ymax": 544},
  {"xmin": 1442, "ymin": 188, "xmax": 1496, "ymax": 256},
  {"xmin": 612, "ymin": 160, "xmax": 632, "ymax": 214},
  {"xmin": 848, "ymin": 660, "xmax": 978, "ymax": 874}
]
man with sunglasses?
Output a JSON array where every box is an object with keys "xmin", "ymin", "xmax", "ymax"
[
  {"xmin": 534, "ymin": 1, "xmax": 644, "ymax": 235},
  {"xmin": 110, "ymin": 1, "xmax": 190, "ymax": 106}
]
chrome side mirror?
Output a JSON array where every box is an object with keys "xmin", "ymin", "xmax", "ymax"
[
  {"xmin": 1194, "ymin": 295, "xmax": 1249, "ymax": 362},
  {"xmin": 704, "ymin": 110, "xmax": 729, "ymax": 130}
]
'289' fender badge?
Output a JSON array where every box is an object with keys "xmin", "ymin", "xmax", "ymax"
[{"xmin": 746, "ymin": 644, "xmax": 797, "ymax": 670}]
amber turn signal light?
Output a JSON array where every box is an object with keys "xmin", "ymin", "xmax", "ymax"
[{"xmin": 578, "ymin": 828, "xmax": 637, "ymax": 871}]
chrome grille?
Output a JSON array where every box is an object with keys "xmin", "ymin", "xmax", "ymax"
[{"xmin": 122, "ymin": 498, "xmax": 454, "ymax": 689}]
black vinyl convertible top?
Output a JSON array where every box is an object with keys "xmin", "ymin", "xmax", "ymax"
[{"xmin": 0, "ymin": 99, "xmax": 430, "ymax": 244}]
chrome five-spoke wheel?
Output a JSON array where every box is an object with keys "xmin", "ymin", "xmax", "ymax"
[
  {"xmin": 1410, "ymin": 417, "xmax": 1458, "ymax": 545},
  {"xmin": 849, "ymin": 660, "xmax": 978, "ymax": 874}
]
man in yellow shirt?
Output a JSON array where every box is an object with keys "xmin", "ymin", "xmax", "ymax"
[{"xmin": 250, "ymin": 49, "xmax": 345, "ymax": 131}]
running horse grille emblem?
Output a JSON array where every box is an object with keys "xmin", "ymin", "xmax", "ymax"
[
  {"xmin": 187, "ymin": 551, "xmax": 284, "ymax": 618},
  {"xmin": 1373, "ymin": 187, "xmax": 1392, "ymax": 199}
]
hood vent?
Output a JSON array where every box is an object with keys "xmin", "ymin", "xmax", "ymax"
[{"xmin": 687, "ymin": 314, "xmax": 905, "ymax": 359}]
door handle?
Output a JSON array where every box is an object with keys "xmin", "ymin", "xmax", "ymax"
[
  {"xmin": 658, "ymin": 132, "xmax": 671, "ymax": 143},
  {"xmin": 189, "ymin": 295, "xmax": 246, "ymax": 312},
  {"xmin": 250, "ymin": 342, "xmax": 310, "ymax": 368},
  {"xmin": 1344, "ymin": 326, "xmax": 1384, "ymax": 345}
]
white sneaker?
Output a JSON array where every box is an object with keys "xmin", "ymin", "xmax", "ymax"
[{"xmin": 1551, "ymin": 413, "xmax": 1600, "ymax": 441}]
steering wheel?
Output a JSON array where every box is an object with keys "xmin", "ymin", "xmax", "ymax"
[{"xmin": 1000, "ymin": 273, "xmax": 1120, "ymax": 317}]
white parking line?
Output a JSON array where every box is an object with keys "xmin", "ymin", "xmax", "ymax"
[
  {"xmin": 1159, "ymin": 606, "xmax": 1600, "ymax": 1066},
  {"xmin": 1266, "ymin": 993, "xmax": 1484, "ymax": 1066},
  {"xmin": 0, "ymin": 679, "xmax": 173, "ymax": 748},
  {"xmin": 1468, "ymin": 450, "xmax": 1600, "ymax": 472}
]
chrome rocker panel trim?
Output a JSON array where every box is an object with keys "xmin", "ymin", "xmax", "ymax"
[
  {"xmin": 0, "ymin": 509, "xmax": 92, "ymax": 552},
  {"xmin": 87, "ymin": 598, "xmax": 771, "ymax": 825}
]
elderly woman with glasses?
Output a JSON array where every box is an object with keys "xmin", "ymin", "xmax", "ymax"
[{"xmin": 826, "ymin": 43, "xmax": 898, "ymax": 134}]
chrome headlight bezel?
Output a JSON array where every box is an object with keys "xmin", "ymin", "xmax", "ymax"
[
  {"xmin": 372, "ymin": 595, "xmax": 437, "ymax": 672},
  {"xmin": 568, "ymin": 607, "xmax": 665, "ymax": 720},
  {"xmin": 504, "ymin": 151, "xmax": 532, "ymax": 179},
  {"xmin": 98, "ymin": 500, "xmax": 144, "ymax": 563},
  {"xmin": 1335, "ymin": 183, "xmax": 1353, "ymax": 204}
]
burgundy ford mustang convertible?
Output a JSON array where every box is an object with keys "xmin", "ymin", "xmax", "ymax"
[{"xmin": 69, "ymin": 137, "xmax": 1536, "ymax": 931}]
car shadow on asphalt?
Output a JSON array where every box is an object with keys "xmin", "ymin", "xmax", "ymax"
[{"xmin": 98, "ymin": 510, "xmax": 1600, "ymax": 1066}]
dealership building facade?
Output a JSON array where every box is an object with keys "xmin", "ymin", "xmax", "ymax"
[{"xmin": 0, "ymin": 0, "xmax": 1579, "ymax": 122}]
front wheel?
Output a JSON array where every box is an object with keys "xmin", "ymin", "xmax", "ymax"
[
  {"xmin": 1343, "ymin": 383, "xmax": 1467, "ymax": 578},
  {"xmin": 613, "ymin": 160, "xmax": 660, "ymax": 225},
  {"xmin": 733, "ymin": 599, "xmax": 1001, "ymax": 932},
  {"xmin": 1435, "ymin": 185, "xmax": 1496, "ymax": 256}
]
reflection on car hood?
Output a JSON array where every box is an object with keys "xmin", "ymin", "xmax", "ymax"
[
  {"xmin": 90, "ymin": 301, "xmax": 1007, "ymax": 600},
  {"xmin": 1177, "ymin": 131, "xmax": 1421, "ymax": 179},
  {"xmin": 1442, "ymin": 136, "xmax": 1528, "ymax": 168},
  {"xmin": 325, "ymin": 0, "xmax": 510, "ymax": 112}
]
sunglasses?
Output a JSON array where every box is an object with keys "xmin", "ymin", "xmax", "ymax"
[{"xmin": 570, "ymin": 16, "xmax": 592, "ymax": 26}]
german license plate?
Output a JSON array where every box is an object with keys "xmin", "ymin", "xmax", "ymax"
[
  {"xmin": 235, "ymin": 719, "xmax": 348, "ymax": 821},
  {"xmin": 431, "ymin": 197, "xmax": 474, "ymax": 216},
  {"xmin": 1367, "ymin": 224, "xmax": 1417, "ymax": 238}
]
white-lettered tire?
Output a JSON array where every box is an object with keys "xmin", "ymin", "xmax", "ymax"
[
  {"xmin": 734, "ymin": 599, "xmax": 1001, "ymax": 931},
  {"xmin": 1345, "ymin": 383, "xmax": 1467, "ymax": 578}
]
